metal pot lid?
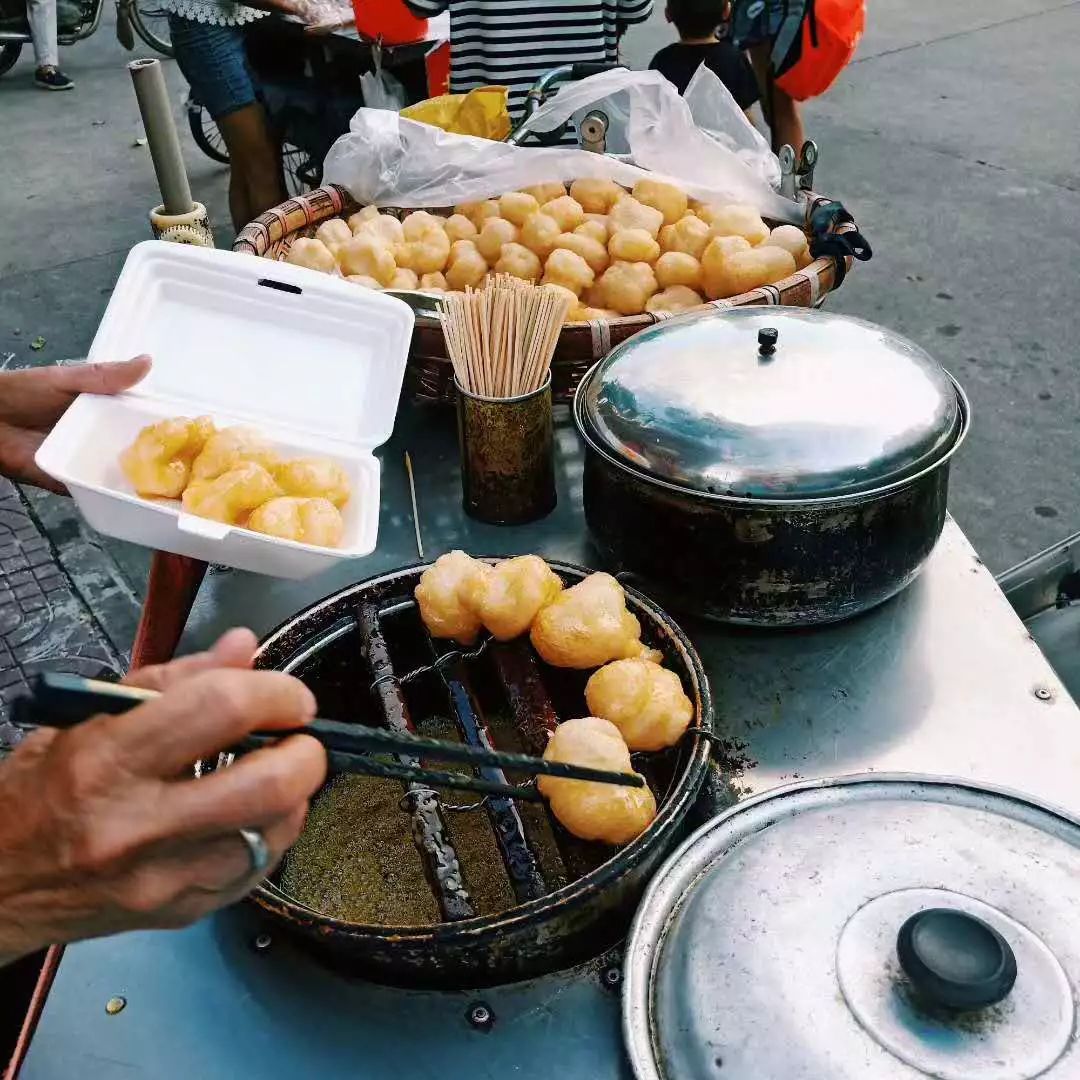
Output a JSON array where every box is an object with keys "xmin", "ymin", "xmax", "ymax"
[
  {"xmin": 578, "ymin": 309, "xmax": 964, "ymax": 501},
  {"xmin": 623, "ymin": 775, "xmax": 1080, "ymax": 1080}
]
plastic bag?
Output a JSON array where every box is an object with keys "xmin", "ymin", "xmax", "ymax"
[
  {"xmin": 359, "ymin": 67, "xmax": 407, "ymax": 112},
  {"xmin": 400, "ymin": 86, "xmax": 511, "ymax": 141},
  {"xmin": 324, "ymin": 68, "xmax": 799, "ymax": 223}
]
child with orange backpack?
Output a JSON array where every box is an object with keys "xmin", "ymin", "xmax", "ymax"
[{"xmin": 731, "ymin": 0, "xmax": 865, "ymax": 152}]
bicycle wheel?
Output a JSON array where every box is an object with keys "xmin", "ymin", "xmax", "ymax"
[
  {"xmin": 129, "ymin": 0, "xmax": 173, "ymax": 57},
  {"xmin": 282, "ymin": 144, "xmax": 320, "ymax": 197},
  {"xmin": 187, "ymin": 100, "xmax": 230, "ymax": 164}
]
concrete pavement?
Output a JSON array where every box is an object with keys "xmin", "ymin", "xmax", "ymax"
[{"xmin": 0, "ymin": 0, "xmax": 1078, "ymax": 657}]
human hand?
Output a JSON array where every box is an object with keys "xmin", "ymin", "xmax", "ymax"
[
  {"xmin": 0, "ymin": 628, "xmax": 327, "ymax": 966},
  {"xmin": 0, "ymin": 356, "xmax": 151, "ymax": 493}
]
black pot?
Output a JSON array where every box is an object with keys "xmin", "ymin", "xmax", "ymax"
[{"xmin": 574, "ymin": 309, "xmax": 971, "ymax": 627}]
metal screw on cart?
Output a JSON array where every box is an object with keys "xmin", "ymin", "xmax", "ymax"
[
  {"xmin": 105, "ymin": 996, "xmax": 127, "ymax": 1015},
  {"xmin": 253, "ymin": 933, "xmax": 273, "ymax": 952},
  {"xmin": 467, "ymin": 1003, "xmax": 494, "ymax": 1031},
  {"xmin": 1034, "ymin": 685, "xmax": 1054, "ymax": 702},
  {"xmin": 601, "ymin": 965, "xmax": 622, "ymax": 990}
]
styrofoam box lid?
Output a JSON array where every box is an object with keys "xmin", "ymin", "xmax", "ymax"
[{"xmin": 88, "ymin": 242, "xmax": 415, "ymax": 449}]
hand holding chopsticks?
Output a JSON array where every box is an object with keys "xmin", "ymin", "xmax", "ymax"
[{"xmin": 14, "ymin": 673, "xmax": 644, "ymax": 802}]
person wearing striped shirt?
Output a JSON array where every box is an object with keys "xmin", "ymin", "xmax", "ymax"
[{"xmin": 402, "ymin": 0, "xmax": 653, "ymax": 140}]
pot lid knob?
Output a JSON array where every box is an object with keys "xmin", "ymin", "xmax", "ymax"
[
  {"xmin": 896, "ymin": 908, "xmax": 1017, "ymax": 1010},
  {"xmin": 757, "ymin": 327, "xmax": 778, "ymax": 356}
]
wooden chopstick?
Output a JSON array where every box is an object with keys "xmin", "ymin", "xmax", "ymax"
[{"xmin": 13, "ymin": 674, "xmax": 644, "ymax": 790}]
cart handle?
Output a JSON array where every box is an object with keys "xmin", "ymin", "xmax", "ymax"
[{"xmin": 508, "ymin": 62, "xmax": 623, "ymax": 146}]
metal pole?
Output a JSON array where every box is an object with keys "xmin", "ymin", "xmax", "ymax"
[{"xmin": 128, "ymin": 58, "xmax": 193, "ymax": 217}]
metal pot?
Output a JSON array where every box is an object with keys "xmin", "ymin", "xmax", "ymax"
[
  {"xmin": 574, "ymin": 308, "xmax": 970, "ymax": 627},
  {"xmin": 623, "ymin": 774, "xmax": 1080, "ymax": 1079}
]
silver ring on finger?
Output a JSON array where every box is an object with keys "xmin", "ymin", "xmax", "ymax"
[{"xmin": 237, "ymin": 827, "xmax": 271, "ymax": 876}]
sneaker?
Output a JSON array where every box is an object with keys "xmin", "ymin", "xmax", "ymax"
[{"xmin": 34, "ymin": 66, "xmax": 74, "ymax": 91}]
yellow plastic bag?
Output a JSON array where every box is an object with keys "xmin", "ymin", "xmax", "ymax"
[{"xmin": 401, "ymin": 86, "xmax": 511, "ymax": 141}]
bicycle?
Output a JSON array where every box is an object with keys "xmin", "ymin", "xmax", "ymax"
[{"xmin": 0, "ymin": 0, "xmax": 172, "ymax": 77}]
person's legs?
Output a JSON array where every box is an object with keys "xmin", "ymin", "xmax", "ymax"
[
  {"xmin": 216, "ymin": 102, "xmax": 286, "ymax": 232},
  {"xmin": 748, "ymin": 41, "xmax": 804, "ymax": 153},
  {"xmin": 25, "ymin": 0, "xmax": 57, "ymax": 67}
]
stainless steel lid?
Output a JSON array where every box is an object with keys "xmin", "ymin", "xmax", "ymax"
[
  {"xmin": 623, "ymin": 775, "xmax": 1080, "ymax": 1080},
  {"xmin": 577, "ymin": 309, "xmax": 966, "ymax": 502}
]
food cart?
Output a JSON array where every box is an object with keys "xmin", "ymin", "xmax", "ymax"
[
  {"xmin": 11, "ymin": 391, "xmax": 1080, "ymax": 1077},
  {"xmin": 9, "ymin": 81, "xmax": 1080, "ymax": 1076}
]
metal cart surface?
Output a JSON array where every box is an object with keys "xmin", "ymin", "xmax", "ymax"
[{"xmin": 14, "ymin": 402, "xmax": 1080, "ymax": 1080}]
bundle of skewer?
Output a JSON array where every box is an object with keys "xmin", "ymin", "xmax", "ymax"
[{"xmin": 439, "ymin": 275, "xmax": 574, "ymax": 399}]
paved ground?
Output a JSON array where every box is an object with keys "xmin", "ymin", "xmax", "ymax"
[{"xmin": 0, "ymin": 0, "xmax": 1078, "ymax": 657}]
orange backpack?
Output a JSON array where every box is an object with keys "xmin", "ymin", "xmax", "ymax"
[{"xmin": 776, "ymin": 0, "xmax": 865, "ymax": 101}]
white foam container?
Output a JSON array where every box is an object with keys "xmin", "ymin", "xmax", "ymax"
[{"xmin": 35, "ymin": 241, "xmax": 415, "ymax": 579}]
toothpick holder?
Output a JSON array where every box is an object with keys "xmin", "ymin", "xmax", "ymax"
[{"xmin": 455, "ymin": 375, "xmax": 556, "ymax": 525}]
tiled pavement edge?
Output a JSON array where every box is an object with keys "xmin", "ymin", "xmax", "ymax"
[{"xmin": 0, "ymin": 476, "xmax": 132, "ymax": 751}]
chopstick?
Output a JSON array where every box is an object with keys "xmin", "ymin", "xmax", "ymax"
[{"xmin": 13, "ymin": 674, "xmax": 644, "ymax": 796}]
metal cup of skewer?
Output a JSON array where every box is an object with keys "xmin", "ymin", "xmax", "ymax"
[
  {"xmin": 455, "ymin": 374, "xmax": 556, "ymax": 525},
  {"xmin": 441, "ymin": 276, "xmax": 567, "ymax": 525}
]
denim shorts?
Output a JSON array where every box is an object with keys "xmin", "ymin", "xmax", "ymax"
[{"xmin": 169, "ymin": 14, "xmax": 259, "ymax": 121}]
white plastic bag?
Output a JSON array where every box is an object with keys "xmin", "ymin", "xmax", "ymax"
[
  {"xmin": 324, "ymin": 68, "xmax": 798, "ymax": 223},
  {"xmin": 359, "ymin": 68, "xmax": 407, "ymax": 112}
]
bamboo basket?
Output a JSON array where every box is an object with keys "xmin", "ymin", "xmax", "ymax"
[{"xmin": 234, "ymin": 184, "xmax": 861, "ymax": 404}]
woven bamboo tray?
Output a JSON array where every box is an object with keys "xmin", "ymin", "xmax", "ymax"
[{"xmin": 234, "ymin": 184, "xmax": 859, "ymax": 404}]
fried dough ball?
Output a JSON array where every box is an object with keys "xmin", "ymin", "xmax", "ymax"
[
  {"xmin": 655, "ymin": 251, "xmax": 703, "ymax": 289},
  {"xmin": 764, "ymin": 224, "xmax": 813, "ymax": 268},
  {"xmin": 609, "ymin": 196, "xmax": 664, "ymax": 239},
  {"xmin": 419, "ymin": 272, "xmax": 448, "ymax": 291},
  {"xmin": 388, "ymin": 268, "xmax": 419, "ymax": 290},
  {"xmin": 338, "ymin": 233, "xmax": 397, "ymax": 285},
  {"xmin": 520, "ymin": 212, "xmax": 562, "ymax": 261},
  {"xmin": 499, "ymin": 191, "xmax": 541, "ymax": 227},
  {"xmin": 659, "ymin": 214, "xmax": 710, "ymax": 259},
  {"xmin": 522, "ymin": 181, "xmax": 566, "ymax": 205},
  {"xmin": 346, "ymin": 206, "xmax": 380, "ymax": 232},
  {"xmin": 541, "ymin": 195, "xmax": 585, "ymax": 233},
  {"xmin": 192, "ymin": 426, "xmax": 279, "ymax": 482},
  {"xmin": 576, "ymin": 217, "xmax": 609, "ymax": 244},
  {"xmin": 700, "ymin": 234, "xmax": 751, "ymax": 300},
  {"xmin": 396, "ymin": 228, "xmax": 451, "ymax": 275},
  {"xmin": 415, "ymin": 550, "xmax": 485, "ymax": 645},
  {"xmin": 120, "ymin": 415, "xmax": 215, "ymax": 498},
  {"xmin": 358, "ymin": 214, "xmax": 405, "ymax": 248},
  {"xmin": 446, "ymin": 246, "xmax": 489, "ymax": 289},
  {"xmin": 181, "ymin": 463, "xmax": 281, "ymax": 525},
  {"xmin": 569, "ymin": 178, "xmax": 624, "ymax": 214},
  {"xmin": 455, "ymin": 200, "xmax": 501, "ymax": 230},
  {"xmin": 593, "ymin": 261, "xmax": 659, "ymax": 316},
  {"xmin": 646, "ymin": 285, "xmax": 704, "ymax": 314},
  {"xmin": 537, "ymin": 716, "xmax": 657, "ymax": 845},
  {"xmin": 315, "ymin": 218, "xmax": 353, "ymax": 252},
  {"xmin": 568, "ymin": 304, "xmax": 620, "ymax": 322},
  {"xmin": 247, "ymin": 496, "xmax": 344, "ymax": 548},
  {"xmin": 701, "ymin": 203, "xmax": 770, "ymax": 246},
  {"xmin": 543, "ymin": 283, "xmax": 579, "ymax": 316},
  {"xmin": 444, "ymin": 214, "xmax": 479, "ymax": 242},
  {"xmin": 585, "ymin": 658, "xmax": 693, "ymax": 751},
  {"xmin": 476, "ymin": 217, "xmax": 519, "ymax": 263},
  {"xmin": 347, "ymin": 275, "xmax": 383, "ymax": 289},
  {"xmin": 554, "ymin": 232, "xmax": 609, "ymax": 275},
  {"xmin": 402, "ymin": 211, "xmax": 446, "ymax": 241},
  {"xmin": 449, "ymin": 239, "xmax": 481, "ymax": 263},
  {"xmin": 286, "ymin": 237, "xmax": 336, "ymax": 274},
  {"xmin": 494, "ymin": 242, "xmax": 543, "ymax": 283},
  {"xmin": 530, "ymin": 572, "xmax": 649, "ymax": 669},
  {"xmin": 608, "ymin": 228, "xmax": 661, "ymax": 265},
  {"xmin": 632, "ymin": 178, "xmax": 688, "ymax": 226},
  {"xmin": 274, "ymin": 457, "xmax": 351, "ymax": 507},
  {"xmin": 461, "ymin": 555, "xmax": 563, "ymax": 641},
  {"xmin": 541, "ymin": 248, "xmax": 595, "ymax": 296},
  {"xmin": 704, "ymin": 241, "xmax": 795, "ymax": 300}
]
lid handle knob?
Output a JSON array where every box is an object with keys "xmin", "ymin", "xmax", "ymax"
[
  {"xmin": 896, "ymin": 908, "xmax": 1017, "ymax": 1011},
  {"xmin": 757, "ymin": 328, "xmax": 778, "ymax": 357}
]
